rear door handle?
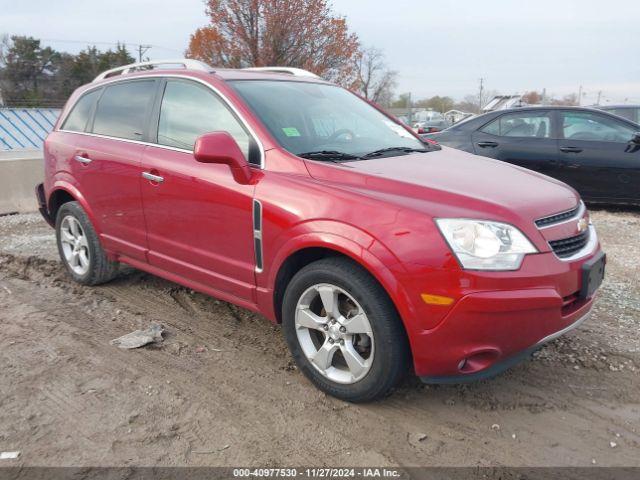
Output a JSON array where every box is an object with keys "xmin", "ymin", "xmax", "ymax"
[
  {"xmin": 142, "ymin": 172, "xmax": 164, "ymax": 183},
  {"xmin": 74, "ymin": 155, "xmax": 92, "ymax": 164},
  {"xmin": 560, "ymin": 146, "xmax": 583, "ymax": 153},
  {"xmin": 477, "ymin": 141, "xmax": 499, "ymax": 148}
]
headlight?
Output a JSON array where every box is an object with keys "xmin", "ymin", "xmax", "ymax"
[{"xmin": 435, "ymin": 219, "xmax": 537, "ymax": 270}]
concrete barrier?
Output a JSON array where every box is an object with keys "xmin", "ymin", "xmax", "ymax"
[{"xmin": 0, "ymin": 150, "xmax": 43, "ymax": 214}]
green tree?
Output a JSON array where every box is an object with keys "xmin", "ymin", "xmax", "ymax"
[
  {"xmin": 414, "ymin": 95, "xmax": 455, "ymax": 113},
  {"xmin": 56, "ymin": 44, "xmax": 134, "ymax": 98},
  {"xmin": 0, "ymin": 36, "xmax": 135, "ymax": 106},
  {"xmin": 390, "ymin": 93, "xmax": 411, "ymax": 108},
  {"xmin": 0, "ymin": 35, "xmax": 60, "ymax": 105}
]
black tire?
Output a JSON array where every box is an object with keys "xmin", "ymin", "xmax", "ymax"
[
  {"xmin": 55, "ymin": 201, "xmax": 118, "ymax": 285},
  {"xmin": 282, "ymin": 257, "xmax": 410, "ymax": 402}
]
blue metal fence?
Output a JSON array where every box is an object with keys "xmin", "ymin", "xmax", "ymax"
[{"xmin": 0, "ymin": 108, "xmax": 61, "ymax": 151}]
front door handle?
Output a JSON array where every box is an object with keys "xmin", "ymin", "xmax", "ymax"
[
  {"xmin": 74, "ymin": 155, "xmax": 92, "ymax": 164},
  {"xmin": 560, "ymin": 146, "xmax": 583, "ymax": 153},
  {"xmin": 477, "ymin": 141, "xmax": 499, "ymax": 148},
  {"xmin": 142, "ymin": 171, "xmax": 164, "ymax": 183}
]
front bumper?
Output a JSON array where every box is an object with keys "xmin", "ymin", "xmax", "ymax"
[
  {"xmin": 420, "ymin": 304, "xmax": 592, "ymax": 384},
  {"xmin": 400, "ymin": 248, "xmax": 604, "ymax": 381},
  {"xmin": 35, "ymin": 183, "xmax": 54, "ymax": 227}
]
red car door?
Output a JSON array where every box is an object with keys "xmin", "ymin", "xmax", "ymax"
[
  {"xmin": 60, "ymin": 79, "xmax": 157, "ymax": 261},
  {"xmin": 140, "ymin": 78, "xmax": 258, "ymax": 302}
]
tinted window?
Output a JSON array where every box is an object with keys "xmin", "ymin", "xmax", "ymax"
[
  {"xmin": 562, "ymin": 111, "xmax": 636, "ymax": 142},
  {"xmin": 62, "ymin": 89, "xmax": 101, "ymax": 132},
  {"xmin": 481, "ymin": 111, "xmax": 551, "ymax": 138},
  {"xmin": 92, "ymin": 80, "xmax": 155, "ymax": 140},
  {"xmin": 157, "ymin": 80, "xmax": 251, "ymax": 160}
]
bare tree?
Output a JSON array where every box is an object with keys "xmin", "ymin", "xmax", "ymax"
[
  {"xmin": 354, "ymin": 47, "xmax": 397, "ymax": 106},
  {"xmin": 0, "ymin": 34, "xmax": 9, "ymax": 64}
]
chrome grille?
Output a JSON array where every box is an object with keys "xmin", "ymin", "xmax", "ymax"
[
  {"xmin": 535, "ymin": 205, "xmax": 581, "ymax": 228},
  {"xmin": 548, "ymin": 229, "xmax": 590, "ymax": 258}
]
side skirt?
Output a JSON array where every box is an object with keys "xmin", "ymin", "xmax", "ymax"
[{"xmin": 117, "ymin": 254, "xmax": 262, "ymax": 315}]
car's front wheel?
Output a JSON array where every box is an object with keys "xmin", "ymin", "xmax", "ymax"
[
  {"xmin": 55, "ymin": 201, "xmax": 118, "ymax": 285},
  {"xmin": 282, "ymin": 257, "xmax": 410, "ymax": 402}
]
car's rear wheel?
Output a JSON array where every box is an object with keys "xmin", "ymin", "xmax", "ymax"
[
  {"xmin": 55, "ymin": 201, "xmax": 118, "ymax": 285},
  {"xmin": 282, "ymin": 257, "xmax": 410, "ymax": 402}
]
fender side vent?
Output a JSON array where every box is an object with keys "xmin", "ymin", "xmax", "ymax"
[{"xmin": 253, "ymin": 200, "xmax": 263, "ymax": 271}]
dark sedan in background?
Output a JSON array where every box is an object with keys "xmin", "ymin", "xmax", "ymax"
[{"xmin": 425, "ymin": 106, "xmax": 640, "ymax": 206}]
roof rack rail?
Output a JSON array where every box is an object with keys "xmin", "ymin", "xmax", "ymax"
[
  {"xmin": 242, "ymin": 67, "xmax": 320, "ymax": 78},
  {"xmin": 93, "ymin": 59, "xmax": 213, "ymax": 82}
]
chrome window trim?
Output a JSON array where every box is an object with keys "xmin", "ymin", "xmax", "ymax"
[
  {"xmin": 535, "ymin": 201, "xmax": 585, "ymax": 230},
  {"xmin": 58, "ymin": 73, "xmax": 265, "ymax": 169}
]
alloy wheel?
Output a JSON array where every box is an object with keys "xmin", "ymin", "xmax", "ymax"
[
  {"xmin": 295, "ymin": 283, "xmax": 374, "ymax": 384},
  {"xmin": 60, "ymin": 215, "xmax": 90, "ymax": 276}
]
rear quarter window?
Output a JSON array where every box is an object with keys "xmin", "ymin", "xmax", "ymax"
[
  {"xmin": 92, "ymin": 80, "xmax": 156, "ymax": 140},
  {"xmin": 61, "ymin": 89, "xmax": 101, "ymax": 132}
]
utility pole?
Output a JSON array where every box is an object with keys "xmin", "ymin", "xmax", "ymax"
[
  {"xmin": 577, "ymin": 85, "xmax": 583, "ymax": 106},
  {"xmin": 478, "ymin": 78, "xmax": 484, "ymax": 113},
  {"xmin": 137, "ymin": 44, "xmax": 151, "ymax": 62},
  {"xmin": 407, "ymin": 92, "xmax": 412, "ymax": 124},
  {"xmin": 596, "ymin": 90, "xmax": 602, "ymax": 105}
]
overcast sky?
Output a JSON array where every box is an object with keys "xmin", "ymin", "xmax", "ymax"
[{"xmin": 2, "ymin": 0, "xmax": 639, "ymax": 104}]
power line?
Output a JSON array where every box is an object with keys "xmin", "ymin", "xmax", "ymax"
[{"xmin": 36, "ymin": 38, "xmax": 182, "ymax": 54}]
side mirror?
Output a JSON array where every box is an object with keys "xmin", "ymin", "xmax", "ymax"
[
  {"xmin": 632, "ymin": 132, "xmax": 640, "ymax": 144},
  {"xmin": 194, "ymin": 132, "xmax": 253, "ymax": 184}
]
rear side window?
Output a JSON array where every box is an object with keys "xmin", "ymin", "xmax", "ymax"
[
  {"xmin": 92, "ymin": 80, "xmax": 156, "ymax": 140},
  {"xmin": 61, "ymin": 89, "xmax": 101, "ymax": 132},
  {"xmin": 157, "ymin": 80, "xmax": 251, "ymax": 159},
  {"xmin": 607, "ymin": 108, "xmax": 639, "ymax": 123},
  {"xmin": 481, "ymin": 111, "xmax": 552, "ymax": 138},
  {"xmin": 607, "ymin": 108, "xmax": 633, "ymax": 122}
]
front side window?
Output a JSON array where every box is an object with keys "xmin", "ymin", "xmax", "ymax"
[
  {"xmin": 481, "ymin": 111, "xmax": 552, "ymax": 138},
  {"xmin": 92, "ymin": 80, "xmax": 156, "ymax": 140},
  {"xmin": 230, "ymin": 80, "xmax": 424, "ymax": 158},
  {"xmin": 562, "ymin": 111, "xmax": 636, "ymax": 142},
  {"xmin": 62, "ymin": 89, "xmax": 101, "ymax": 132},
  {"xmin": 157, "ymin": 80, "xmax": 251, "ymax": 160}
]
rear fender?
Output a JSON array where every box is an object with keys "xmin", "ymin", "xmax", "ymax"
[{"xmin": 49, "ymin": 177, "xmax": 101, "ymax": 236}]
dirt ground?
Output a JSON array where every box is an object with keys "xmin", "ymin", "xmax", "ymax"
[{"xmin": 0, "ymin": 209, "xmax": 638, "ymax": 468}]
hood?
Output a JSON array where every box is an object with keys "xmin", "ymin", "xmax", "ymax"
[{"xmin": 305, "ymin": 146, "xmax": 579, "ymax": 225}]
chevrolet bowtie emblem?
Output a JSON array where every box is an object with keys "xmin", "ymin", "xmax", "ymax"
[{"xmin": 577, "ymin": 218, "xmax": 588, "ymax": 233}]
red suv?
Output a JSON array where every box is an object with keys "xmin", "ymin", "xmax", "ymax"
[{"xmin": 36, "ymin": 60, "xmax": 605, "ymax": 402}]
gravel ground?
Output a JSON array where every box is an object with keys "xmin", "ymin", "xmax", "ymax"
[{"xmin": 0, "ymin": 209, "xmax": 638, "ymax": 468}]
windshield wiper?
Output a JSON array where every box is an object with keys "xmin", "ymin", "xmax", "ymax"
[
  {"xmin": 360, "ymin": 146, "xmax": 430, "ymax": 159},
  {"xmin": 298, "ymin": 150, "xmax": 360, "ymax": 161}
]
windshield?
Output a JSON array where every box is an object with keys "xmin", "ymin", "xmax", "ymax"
[{"xmin": 230, "ymin": 80, "xmax": 425, "ymax": 158}]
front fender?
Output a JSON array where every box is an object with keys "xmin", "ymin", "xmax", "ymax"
[{"xmin": 257, "ymin": 221, "xmax": 416, "ymax": 330}]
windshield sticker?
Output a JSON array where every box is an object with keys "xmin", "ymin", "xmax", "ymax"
[{"xmin": 282, "ymin": 127, "xmax": 301, "ymax": 137}]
